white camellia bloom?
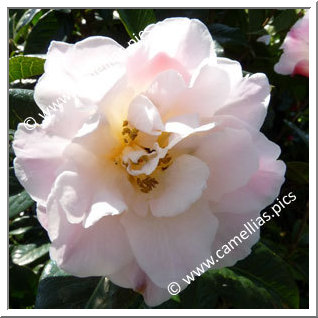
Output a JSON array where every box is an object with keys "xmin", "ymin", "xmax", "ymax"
[{"xmin": 13, "ymin": 18, "xmax": 286, "ymax": 306}]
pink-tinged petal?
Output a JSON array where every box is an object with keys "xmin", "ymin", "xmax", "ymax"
[
  {"xmin": 49, "ymin": 208, "xmax": 133, "ymax": 277},
  {"xmin": 165, "ymin": 121, "xmax": 216, "ymax": 150},
  {"xmin": 289, "ymin": 11, "xmax": 309, "ymax": 41},
  {"xmin": 126, "ymin": 18, "xmax": 215, "ymax": 85},
  {"xmin": 121, "ymin": 200, "xmax": 218, "ymax": 288},
  {"xmin": 274, "ymin": 36, "xmax": 308, "ymax": 75},
  {"xmin": 145, "ymin": 70, "xmax": 186, "ymax": 119},
  {"xmin": 215, "ymin": 73, "xmax": 270, "ymax": 129},
  {"xmin": 84, "ymin": 188, "xmax": 127, "ymax": 228},
  {"xmin": 293, "ymin": 59, "xmax": 309, "ymax": 77},
  {"xmin": 36, "ymin": 203, "xmax": 48, "ymax": 230},
  {"xmin": 195, "ymin": 127, "xmax": 259, "ymax": 201},
  {"xmin": 211, "ymin": 161, "xmax": 286, "ymax": 215},
  {"xmin": 205, "ymin": 117, "xmax": 286, "ymax": 214},
  {"xmin": 109, "ymin": 260, "xmax": 172, "ymax": 307},
  {"xmin": 274, "ymin": 12, "xmax": 309, "ymax": 77},
  {"xmin": 35, "ymin": 37, "xmax": 126, "ymax": 108},
  {"xmin": 149, "ymin": 154, "xmax": 210, "ymax": 217},
  {"xmin": 178, "ymin": 64, "xmax": 231, "ymax": 118},
  {"xmin": 216, "ymin": 57, "xmax": 243, "ymax": 89},
  {"xmin": 210, "ymin": 210, "xmax": 260, "ymax": 269},
  {"xmin": 13, "ymin": 126, "xmax": 68, "ymax": 205},
  {"xmin": 127, "ymin": 95, "xmax": 164, "ymax": 135},
  {"xmin": 53, "ymin": 171, "xmax": 89, "ymax": 224},
  {"xmin": 13, "ymin": 91, "xmax": 93, "ymax": 206},
  {"xmin": 13, "ymin": 112, "xmax": 110, "ymax": 211},
  {"xmin": 46, "ymin": 169, "xmax": 127, "ymax": 228}
]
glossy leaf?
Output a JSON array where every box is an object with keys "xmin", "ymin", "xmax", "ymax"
[
  {"xmin": 24, "ymin": 10, "xmax": 73, "ymax": 54},
  {"xmin": 85, "ymin": 278, "xmax": 143, "ymax": 309},
  {"xmin": 9, "ymin": 55, "xmax": 45, "ymax": 83},
  {"xmin": 232, "ymin": 243, "xmax": 299, "ymax": 308},
  {"xmin": 9, "ymin": 88, "xmax": 41, "ymax": 129},
  {"xmin": 36, "ymin": 260, "xmax": 100, "ymax": 309},
  {"xmin": 9, "ymin": 167, "xmax": 23, "ymax": 196},
  {"xmin": 9, "ymin": 190, "xmax": 34, "ymax": 219},
  {"xmin": 272, "ymin": 10, "xmax": 298, "ymax": 33},
  {"xmin": 11, "ymin": 243, "xmax": 50, "ymax": 266},
  {"xmin": 118, "ymin": 9, "xmax": 156, "ymax": 40},
  {"xmin": 14, "ymin": 9, "xmax": 42, "ymax": 42},
  {"xmin": 209, "ymin": 23, "xmax": 248, "ymax": 47},
  {"xmin": 195, "ymin": 268, "xmax": 276, "ymax": 308}
]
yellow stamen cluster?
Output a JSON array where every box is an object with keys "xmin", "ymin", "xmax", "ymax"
[
  {"xmin": 117, "ymin": 120, "xmax": 174, "ymax": 194},
  {"xmin": 158, "ymin": 154, "xmax": 172, "ymax": 171},
  {"xmin": 136, "ymin": 176, "xmax": 159, "ymax": 193},
  {"xmin": 122, "ymin": 120, "xmax": 138, "ymax": 144}
]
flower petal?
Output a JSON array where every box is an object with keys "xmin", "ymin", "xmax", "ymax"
[
  {"xmin": 149, "ymin": 154, "xmax": 210, "ymax": 217},
  {"xmin": 194, "ymin": 126, "xmax": 259, "ymax": 201},
  {"xmin": 215, "ymin": 73, "xmax": 270, "ymax": 129},
  {"xmin": 127, "ymin": 95, "xmax": 164, "ymax": 134},
  {"xmin": 109, "ymin": 260, "xmax": 172, "ymax": 307},
  {"xmin": 211, "ymin": 210, "xmax": 261, "ymax": 269},
  {"xmin": 46, "ymin": 169, "xmax": 127, "ymax": 228},
  {"xmin": 145, "ymin": 70, "xmax": 186, "ymax": 118},
  {"xmin": 13, "ymin": 126, "xmax": 68, "ymax": 205},
  {"xmin": 121, "ymin": 200, "xmax": 218, "ymax": 288},
  {"xmin": 35, "ymin": 36, "xmax": 126, "ymax": 109},
  {"xmin": 178, "ymin": 64, "xmax": 231, "ymax": 118},
  {"xmin": 126, "ymin": 18, "xmax": 215, "ymax": 85},
  {"xmin": 49, "ymin": 210, "xmax": 133, "ymax": 277}
]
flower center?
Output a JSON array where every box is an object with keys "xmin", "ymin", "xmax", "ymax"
[{"xmin": 114, "ymin": 120, "xmax": 172, "ymax": 193}]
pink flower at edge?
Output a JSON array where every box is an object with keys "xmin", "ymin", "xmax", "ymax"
[
  {"xmin": 13, "ymin": 18, "xmax": 286, "ymax": 307},
  {"xmin": 274, "ymin": 11, "xmax": 309, "ymax": 77}
]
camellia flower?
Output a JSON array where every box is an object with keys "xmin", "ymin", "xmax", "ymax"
[
  {"xmin": 13, "ymin": 18, "xmax": 286, "ymax": 306},
  {"xmin": 274, "ymin": 11, "xmax": 309, "ymax": 77}
]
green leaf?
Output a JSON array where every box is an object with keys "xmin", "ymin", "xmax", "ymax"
[
  {"xmin": 272, "ymin": 10, "xmax": 298, "ymax": 33},
  {"xmin": 118, "ymin": 9, "xmax": 156, "ymax": 40},
  {"xmin": 195, "ymin": 268, "xmax": 276, "ymax": 308},
  {"xmin": 9, "ymin": 55, "xmax": 45, "ymax": 83},
  {"xmin": 208, "ymin": 23, "xmax": 248, "ymax": 47},
  {"xmin": 85, "ymin": 278, "xmax": 143, "ymax": 309},
  {"xmin": 39, "ymin": 259, "xmax": 69, "ymax": 280},
  {"xmin": 36, "ymin": 260, "xmax": 101, "ymax": 309},
  {"xmin": 9, "ymin": 215, "xmax": 41, "ymax": 237},
  {"xmin": 232, "ymin": 242, "xmax": 299, "ymax": 308},
  {"xmin": 36, "ymin": 260, "xmax": 144, "ymax": 309},
  {"xmin": 9, "ymin": 167, "xmax": 23, "ymax": 196},
  {"xmin": 24, "ymin": 10, "xmax": 73, "ymax": 54},
  {"xmin": 9, "ymin": 88, "xmax": 41, "ymax": 130},
  {"xmin": 10, "ymin": 264, "xmax": 38, "ymax": 308},
  {"xmin": 248, "ymin": 9, "xmax": 268, "ymax": 33},
  {"xmin": 286, "ymin": 161, "xmax": 309, "ymax": 185},
  {"xmin": 9, "ymin": 190, "xmax": 34, "ymax": 219},
  {"xmin": 9, "ymin": 13, "xmax": 16, "ymax": 39},
  {"xmin": 14, "ymin": 9, "xmax": 42, "ymax": 43},
  {"xmin": 16, "ymin": 9, "xmax": 41, "ymax": 31},
  {"xmin": 11, "ymin": 243, "xmax": 50, "ymax": 266}
]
